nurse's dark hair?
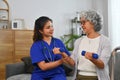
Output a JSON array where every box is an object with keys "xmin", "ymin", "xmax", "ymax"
[
  {"xmin": 33, "ymin": 16, "xmax": 52, "ymax": 42},
  {"xmin": 80, "ymin": 10, "xmax": 103, "ymax": 32}
]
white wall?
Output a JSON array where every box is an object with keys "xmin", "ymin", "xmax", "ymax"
[
  {"xmin": 7, "ymin": 0, "xmax": 93, "ymax": 38},
  {"xmin": 6, "ymin": 0, "xmax": 107, "ymax": 38},
  {"xmin": 92, "ymin": 0, "xmax": 108, "ymax": 36},
  {"xmin": 76, "ymin": 0, "xmax": 93, "ymax": 11}
]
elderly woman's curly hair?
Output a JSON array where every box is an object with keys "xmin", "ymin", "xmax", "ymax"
[{"xmin": 80, "ymin": 10, "xmax": 103, "ymax": 32}]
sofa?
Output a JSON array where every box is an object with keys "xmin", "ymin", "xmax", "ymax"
[{"xmin": 6, "ymin": 57, "xmax": 74, "ymax": 80}]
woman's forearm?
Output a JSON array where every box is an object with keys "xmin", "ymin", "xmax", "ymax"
[
  {"xmin": 37, "ymin": 59, "xmax": 63, "ymax": 71},
  {"xmin": 61, "ymin": 52, "xmax": 75, "ymax": 66},
  {"xmin": 90, "ymin": 58, "xmax": 104, "ymax": 69}
]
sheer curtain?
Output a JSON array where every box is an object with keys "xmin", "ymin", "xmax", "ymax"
[{"xmin": 108, "ymin": 0, "xmax": 120, "ymax": 49}]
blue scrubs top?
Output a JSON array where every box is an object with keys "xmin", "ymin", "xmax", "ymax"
[{"xmin": 30, "ymin": 37, "xmax": 70, "ymax": 80}]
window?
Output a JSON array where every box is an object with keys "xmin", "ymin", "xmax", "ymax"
[{"xmin": 108, "ymin": 0, "xmax": 120, "ymax": 49}]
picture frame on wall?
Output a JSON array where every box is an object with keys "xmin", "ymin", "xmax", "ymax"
[{"xmin": 11, "ymin": 19, "xmax": 25, "ymax": 29}]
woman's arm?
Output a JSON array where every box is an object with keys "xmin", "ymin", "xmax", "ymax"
[
  {"xmin": 85, "ymin": 52, "xmax": 104, "ymax": 69},
  {"xmin": 52, "ymin": 47, "xmax": 75, "ymax": 66},
  {"xmin": 61, "ymin": 52, "xmax": 75, "ymax": 66},
  {"xmin": 90, "ymin": 58, "xmax": 104, "ymax": 69},
  {"xmin": 37, "ymin": 59, "xmax": 63, "ymax": 71}
]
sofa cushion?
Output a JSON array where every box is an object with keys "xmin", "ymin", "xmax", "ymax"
[
  {"xmin": 6, "ymin": 62, "xmax": 25, "ymax": 79},
  {"xmin": 21, "ymin": 57, "xmax": 34, "ymax": 73},
  {"xmin": 7, "ymin": 74, "xmax": 31, "ymax": 80}
]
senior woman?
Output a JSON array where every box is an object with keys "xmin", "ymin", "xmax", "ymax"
[{"xmin": 70, "ymin": 10, "xmax": 111, "ymax": 80}]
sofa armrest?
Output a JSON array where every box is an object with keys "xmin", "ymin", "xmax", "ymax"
[{"xmin": 6, "ymin": 62, "xmax": 26, "ymax": 79}]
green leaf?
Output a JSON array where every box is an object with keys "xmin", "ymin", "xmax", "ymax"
[{"xmin": 64, "ymin": 34, "xmax": 81, "ymax": 51}]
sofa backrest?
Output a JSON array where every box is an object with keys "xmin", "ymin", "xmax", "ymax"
[{"xmin": 21, "ymin": 57, "xmax": 34, "ymax": 73}]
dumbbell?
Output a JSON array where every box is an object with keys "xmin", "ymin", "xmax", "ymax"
[{"xmin": 81, "ymin": 50, "xmax": 99, "ymax": 59}]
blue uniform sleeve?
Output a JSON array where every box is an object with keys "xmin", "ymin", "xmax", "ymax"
[
  {"xmin": 30, "ymin": 42, "xmax": 45, "ymax": 64},
  {"xmin": 55, "ymin": 38, "xmax": 70, "ymax": 56},
  {"xmin": 61, "ymin": 42, "xmax": 71, "ymax": 56}
]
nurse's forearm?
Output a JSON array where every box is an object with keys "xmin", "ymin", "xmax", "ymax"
[{"xmin": 37, "ymin": 59, "xmax": 63, "ymax": 71}]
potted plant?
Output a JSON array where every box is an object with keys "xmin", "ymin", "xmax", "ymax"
[{"xmin": 61, "ymin": 34, "xmax": 81, "ymax": 51}]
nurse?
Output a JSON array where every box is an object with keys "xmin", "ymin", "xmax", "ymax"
[{"xmin": 30, "ymin": 16, "xmax": 75, "ymax": 80}]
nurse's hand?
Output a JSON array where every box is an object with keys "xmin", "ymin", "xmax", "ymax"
[{"xmin": 52, "ymin": 47, "xmax": 61, "ymax": 54}]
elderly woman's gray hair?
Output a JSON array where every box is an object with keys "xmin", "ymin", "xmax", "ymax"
[{"xmin": 80, "ymin": 10, "xmax": 103, "ymax": 32}]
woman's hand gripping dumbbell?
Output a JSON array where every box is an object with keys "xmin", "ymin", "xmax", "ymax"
[{"xmin": 81, "ymin": 50, "xmax": 99, "ymax": 59}]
